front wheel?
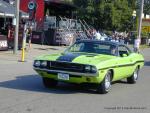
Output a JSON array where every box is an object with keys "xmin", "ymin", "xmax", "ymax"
[
  {"xmin": 97, "ymin": 71, "xmax": 112, "ymax": 94},
  {"xmin": 127, "ymin": 67, "xmax": 139, "ymax": 84},
  {"xmin": 42, "ymin": 77, "xmax": 58, "ymax": 88}
]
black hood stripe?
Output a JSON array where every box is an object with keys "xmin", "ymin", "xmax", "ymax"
[{"xmin": 56, "ymin": 53, "xmax": 81, "ymax": 62}]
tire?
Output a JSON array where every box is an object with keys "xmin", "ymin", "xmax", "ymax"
[
  {"xmin": 42, "ymin": 77, "xmax": 58, "ymax": 88},
  {"xmin": 97, "ymin": 71, "xmax": 112, "ymax": 94},
  {"xmin": 127, "ymin": 67, "xmax": 139, "ymax": 84}
]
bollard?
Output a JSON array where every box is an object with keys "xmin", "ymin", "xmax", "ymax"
[{"xmin": 20, "ymin": 23, "xmax": 27, "ymax": 62}]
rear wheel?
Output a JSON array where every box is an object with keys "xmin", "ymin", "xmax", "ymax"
[
  {"xmin": 97, "ymin": 71, "xmax": 112, "ymax": 94},
  {"xmin": 127, "ymin": 67, "xmax": 139, "ymax": 84},
  {"xmin": 42, "ymin": 77, "xmax": 58, "ymax": 88}
]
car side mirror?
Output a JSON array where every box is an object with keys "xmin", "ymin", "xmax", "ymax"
[{"xmin": 122, "ymin": 54, "xmax": 128, "ymax": 57}]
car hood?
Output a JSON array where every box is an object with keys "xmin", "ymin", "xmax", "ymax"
[{"xmin": 35, "ymin": 52, "xmax": 116, "ymax": 66}]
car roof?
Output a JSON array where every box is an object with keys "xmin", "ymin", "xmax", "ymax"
[
  {"xmin": 75, "ymin": 39, "xmax": 132, "ymax": 53},
  {"xmin": 76, "ymin": 39, "xmax": 125, "ymax": 47}
]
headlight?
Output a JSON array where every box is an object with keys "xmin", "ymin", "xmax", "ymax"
[
  {"xmin": 34, "ymin": 60, "xmax": 41, "ymax": 67},
  {"xmin": 41, "ymin": 61, "xmax": 47, "ymax": 67},
  {"xmin": 91, "ymin": 66, "xmax": 97, "ymax": 73},
  {"xmin": 85, "ymin": 65, "xmax": 91, "ymax": 72},
  {"xmin": 85, "ymin": 65, "xmax": 97, "ymax": 73}
]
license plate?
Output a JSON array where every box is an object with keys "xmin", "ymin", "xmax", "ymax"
[{"xmin": 58, "ymin": 73, "xmax": 69, "ymax": 80}]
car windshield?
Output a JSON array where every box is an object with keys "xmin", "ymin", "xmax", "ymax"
[{"xmin": 65, "ymin": 41, "xmax": 117, "ymax": 55}]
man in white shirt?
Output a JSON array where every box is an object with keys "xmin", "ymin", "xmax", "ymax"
[
  {"xmin": 134, "ymin": 38, "xmax": 140, "ymax": 53},
  {"xmin": 95, "ymin": 31, "xmax": 101, "ymax": 40}
]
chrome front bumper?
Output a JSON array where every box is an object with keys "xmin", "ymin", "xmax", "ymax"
[{"xmin": 34, "ymin": 67, "xmax": 98, "ymax": 77}]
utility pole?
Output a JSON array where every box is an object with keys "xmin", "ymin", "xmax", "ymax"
[
  {"xmin": 13, "ymin": 0, "xmax": 20, "ymax": 54},
  {"xmin": 134, "ymin": 0, "xmax": 144, "ymax": 52},
  {"xmin": 137, "ymin": 0, "xmax": 144, "ymax": 41}
]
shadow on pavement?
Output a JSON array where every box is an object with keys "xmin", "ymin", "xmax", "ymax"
[
  {"xmin": 0, "ymin": 75, "xmax": 98, "ymax": 94},
  {"xmin": 112, "ymin": 80, "xmax": 129, "ymax": 84},
  {"xmin": 34, "ymin": 47, "xmax": 59, "ymax": 51}
]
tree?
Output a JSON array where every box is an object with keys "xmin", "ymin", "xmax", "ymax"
[
  {"xmin": 128, "ymin": 0, "xmax": 136, "ymax": 9},
  {"xmin": 144, "ymin": 0, "xmax": 150, "ymax": 15},
  {"xmin": 73, "ymin": 0, "xmax": 135, "ymax": 32}
]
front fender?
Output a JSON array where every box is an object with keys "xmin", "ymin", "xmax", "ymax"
[{"xmin": 97, "ymin": 69, "xmax": 109, "ymax": 83}]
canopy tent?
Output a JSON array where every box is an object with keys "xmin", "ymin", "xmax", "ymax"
[
  {"xmin": 45, "ymin": 0, "xmax": 77, "ymax": 18},
  {"xmin": 0, "ymin": 0, "xmax": 28, "ymax": 18}
]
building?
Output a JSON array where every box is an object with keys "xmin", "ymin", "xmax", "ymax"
[
  {"xmin": 20, "ymin": 0, "xmax": 81, "ymax": 45},
  {"xmin": 0, "ymin": 0, "xmax": 28, "ymax": 50}
]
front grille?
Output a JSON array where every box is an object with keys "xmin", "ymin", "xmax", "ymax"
[{"xmin": 47, "ymin": 61, "xmax": 85, "ymax": 73}]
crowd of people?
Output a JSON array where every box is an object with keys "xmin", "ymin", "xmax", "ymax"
[
  {"xmin": 79, "ymin": 28, "xmax": 141, "ymax": 53},
  {"xmin": 85, "ymin": 29, "xmax": 131, "ymax": 45}
]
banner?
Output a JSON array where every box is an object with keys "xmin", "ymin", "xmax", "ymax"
[
  {"xmin": 142, "ymin": 26, "xmax": 150, "ymax": 33},
  {"xmin": 142, "ymin": 19, "xmax": 150, "ymax": 33}
]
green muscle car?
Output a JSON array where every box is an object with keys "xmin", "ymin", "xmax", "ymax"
[{"xmin": 33, "ymin": 40, "xmax": 144, "ymax": 94}]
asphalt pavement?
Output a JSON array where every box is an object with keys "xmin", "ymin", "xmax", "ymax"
[
  {"xmin": 0, "ymin": 44, "xmax": 67, "ymax": 64},
  {"xmin": 0, "ymin": 44, "xmax": 150, "ymax": 113}
]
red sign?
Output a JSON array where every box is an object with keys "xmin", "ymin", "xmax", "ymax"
[{"xmin": 20, "ymin": 0, "xmax": 44, "ymax": 28}]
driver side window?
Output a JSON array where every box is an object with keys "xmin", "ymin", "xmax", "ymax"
[
  {"xmin": 69, "ymin": 43, "xmax": 85, "ymax": 52},
  {"xmin": 118, "ymin": 46, "xmax": 130, "ymax": 57}
]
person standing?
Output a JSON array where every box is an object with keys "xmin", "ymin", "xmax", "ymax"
[
  {"xmin": 28, "ymin": 26, "xmax": 32, "ymax": 49},
  {"xmin": 134, "ymin": 38, "xmax": 141, "ymax": 53},
  {"xmin": 95, "ymin": 30, "xmax": 101, "ymax": 40},
  {"xmin": 91, "ymin": 29, "xmax": 97, "ymax": 39}
]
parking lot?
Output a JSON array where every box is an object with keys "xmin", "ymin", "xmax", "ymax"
[{"xmin": 0, "ymin": 44, "xmax": 150, "ymax": 113}]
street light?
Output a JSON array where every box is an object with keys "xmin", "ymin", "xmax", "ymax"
[
  {"xmin": 132, "ymin": 10, "xmax": 136, "ymax": 21},
  {"xmin": 132, "ymin": 10, "xmax": 136, "ymax": 31},
  {"xmin": 132, "ymin": 10, "xmax": 136, "ymax": 18}
]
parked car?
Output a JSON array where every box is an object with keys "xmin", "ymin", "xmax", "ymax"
[{"xmin": 33, "ymin": 40, "xmax": 144, "ymax": 94}]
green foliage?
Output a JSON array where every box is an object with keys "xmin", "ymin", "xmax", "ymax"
[
  {"xmin": 144, "ymin": 1, "xmax": 150, "ymax": 15},
  {"xmin": 64, "ymin": 0, "xmax": 73, "ymax": 3},
  {"xmin": 137, "ymin": 0, "xmax": 150, "ymax": 16},
  {"xmin": 127, "ymin": 0, "xmax": 136, "ymax": 9},
  {"xmin": 141, "ymin": 32, "xmax": 149, "ymax": 38},
  {"xmin": 73, "ymin": 0, "xmax": 135, "ymax": 32}
]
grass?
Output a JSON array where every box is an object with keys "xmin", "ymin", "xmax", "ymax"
[{"xmin": 140, "ymin": 44, "xmax": 150, "ymax": 49}]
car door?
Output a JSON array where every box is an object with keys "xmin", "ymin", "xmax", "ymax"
[{"xmin": 113, "ymin": 45, "xmax": 134, "ymax": 80}]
